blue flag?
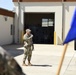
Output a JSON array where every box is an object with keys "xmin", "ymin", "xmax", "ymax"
[{"xmin": 63, "ymin": 9, "xmax": 76, "ymax": 44}]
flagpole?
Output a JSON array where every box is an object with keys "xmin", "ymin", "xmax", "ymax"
[{"xmin": 56, "ymin": 44, "xmax": 68, "ymax": 75}]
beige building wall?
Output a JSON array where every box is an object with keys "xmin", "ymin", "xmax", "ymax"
[
  {"xmin": 0, "ymin": 15, "xmax": 13, "ymax": 45},
  {"xmin": 14, "ymin": 2, "xmax": 63, "ymax": 44},
  {"xmin": 14, "ymin": 2, "xmax": 76, "ymax": 48},
  {"xmin": 64, "ymin": 2, "xmax": 76, "ymax": 47}
]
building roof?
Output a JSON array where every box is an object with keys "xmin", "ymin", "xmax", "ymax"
[
  {"xmin": 13, "ymin": 0, "xmax": 76, "ymax": 2},
  {"xmin": 0, "ymin": 8, "xmax": 15, "ymax": 17},
  {"xmin": 13, "ymin": 0, "xmax": 62, "ymax": 2}
]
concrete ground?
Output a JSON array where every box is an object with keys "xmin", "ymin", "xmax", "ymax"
[{"xmin": 2, "ymin": 44, "xmax": 76, "ymax": 75}]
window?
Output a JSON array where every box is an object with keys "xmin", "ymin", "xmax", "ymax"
[
  {"xmin": 42, "ymin": 19, "xmax": 48, "ymax": 27},
  {"xmin": 42, "ymin": 19, "xmax": 53, "ymax": 27},
  {"xmin": 4, "ymin": 16, "xmax": 8, "ymax": 21},
  {"xmin": 48, "ymin": 19, "xmax": 53, "ymax": 26},
  {"xmin": 10, "ymin": 25, "xmax": 13, "ymax": 35}
]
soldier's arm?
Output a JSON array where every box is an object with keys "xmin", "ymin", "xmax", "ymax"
[
  {"xmin": 26, "ymin": 34, "xmax": 33, "ymax": 40},
  {"xmin": 31, "ymin": 44, "xmax": 34, "ymax": 51},
  {"xmin": 31, "ymin": 35, "xmax": 34, "ymax": 50},
  {"xmin": 23, "ymin": 34, "xmax": 33, "ymax": 41}
]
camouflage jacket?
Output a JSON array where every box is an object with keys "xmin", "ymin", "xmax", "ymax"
[
  {"xmin": 23, "ymin": 33, "xmax": 34, "ymax": 47},
  {"xmin": 0, "ymin": 47, "xmax": 25, "ymax": 75}
]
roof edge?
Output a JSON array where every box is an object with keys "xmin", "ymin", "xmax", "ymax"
[{"xmin": 0, "ymin": 8, "xmax": 15, "ymax": 17}]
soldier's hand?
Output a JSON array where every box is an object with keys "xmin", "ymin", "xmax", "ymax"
[{"xmin": 31, "ymin": 45, "xmax": 34, "ymax": 51}]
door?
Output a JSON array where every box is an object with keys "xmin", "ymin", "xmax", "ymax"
[{"xmin": 24, "ymin": 13, "xmax": 55, "ymax": 44}]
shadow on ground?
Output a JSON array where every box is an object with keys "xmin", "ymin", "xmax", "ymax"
[
  {"xmin": 32, "ymin": 64, "xmax": 52, "ymax": 67},
  {"xmin": 2, "ymin": 44, "xmax": 24, "ymax": 57}
]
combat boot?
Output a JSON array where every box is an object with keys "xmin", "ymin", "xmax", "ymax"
[
  {"xmin": 22, "ymin": 61, "xmax": 27, "ymax": 66},
  {"xmin": 28, "ymin": 61, "xmax": 32, "ymax": 66}
]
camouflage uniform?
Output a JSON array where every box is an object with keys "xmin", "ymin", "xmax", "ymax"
[
  {"xmin": 23, "ymin": 29, "xmax": 34, "ymax": 65},
  {"xmin": 0, "ymin": 47, "xmax": 25, "ymax": 75}
]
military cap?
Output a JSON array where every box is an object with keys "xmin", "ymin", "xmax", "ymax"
[{"xmin": 26, "ymin": 29, "xmax": 31, "ymax": 33}]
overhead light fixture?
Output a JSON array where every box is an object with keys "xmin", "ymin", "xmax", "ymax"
[{"xmin": 4, "ymin": 16, "xmax": 8, "ymax": 21}]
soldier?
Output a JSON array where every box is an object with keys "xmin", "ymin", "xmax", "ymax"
[
  {"xmin": 23, "ymin": 29, "xmax": 34, "ymax": 66},
  {"xmin": 0, "ymin": 47, "xmax": 25, "ymax": 75}
]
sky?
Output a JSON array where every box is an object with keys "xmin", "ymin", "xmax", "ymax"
[{"xmin": 0, "ymin": 0, "xmax": 14, "ymax": 10}]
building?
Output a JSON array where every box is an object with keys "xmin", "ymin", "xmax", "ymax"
[
  {"xmin": 13, "ymin": 0, "xmax": 76, "ymax": 47},
  {"xmin": 0, "ymin": 8, "xmax": 15, "ymax": 45}
]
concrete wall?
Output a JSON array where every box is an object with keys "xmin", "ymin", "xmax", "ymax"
[
  {"xmin": 0, "ymin": 15, "xmax": 14, "ymax": 45},
  {"xmin": 14, "ymin": 2, "xmax": 63, "ymax": 44},
  {"xmin": 13, "ymin": 2, "xmax": 76, "ymax": 47},
  {"xmin": 13, "ymin": 3, "xmax": 24, "ymax": 43},
  {"xmin": 63, "ymin": 2, "xmax": 76, "ymax": 47}
]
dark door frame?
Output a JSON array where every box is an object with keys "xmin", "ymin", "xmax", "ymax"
[{"xmin": 24, "ymin": 12, "xmax": 55, "ymax": 44}]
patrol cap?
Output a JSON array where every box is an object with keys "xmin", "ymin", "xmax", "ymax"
[{"xmin": 26, "ymin": 29, "xmax": 31, "ymax": 33}]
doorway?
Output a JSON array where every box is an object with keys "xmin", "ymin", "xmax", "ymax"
[{"xmin": 24, "ymin": 13, "xmax": 55, "ymax": 44}]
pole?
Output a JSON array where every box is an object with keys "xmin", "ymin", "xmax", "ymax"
[
  {"xmin": 56, "ymin": 44, "xmax": 68, "ymax": 75},
  {"xmin": 17, "ymin": 0, "xmax": 20, "ymax": 43}
]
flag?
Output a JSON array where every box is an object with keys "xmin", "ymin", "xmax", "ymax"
[{"xmin": 63, "ymin": 9, "xmax": 76, "ymax": 44}]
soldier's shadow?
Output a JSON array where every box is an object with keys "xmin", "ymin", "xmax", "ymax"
[
  {"xmin": 32, "ymin": 64, "xmax": 52, "ymax": 67},
  {"xmin": 2, "ymin": 44, "xmax": 24, "ymax": 57}
]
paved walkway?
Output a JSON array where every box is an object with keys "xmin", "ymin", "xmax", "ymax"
[{"xmin": 2, "ymin": 44, "xmax": 76, "ymax": 75}]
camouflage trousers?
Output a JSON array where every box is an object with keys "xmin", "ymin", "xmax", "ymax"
[{"xmin": 23, "ymin": 47, "xmax": 32, "ymax": 62}]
